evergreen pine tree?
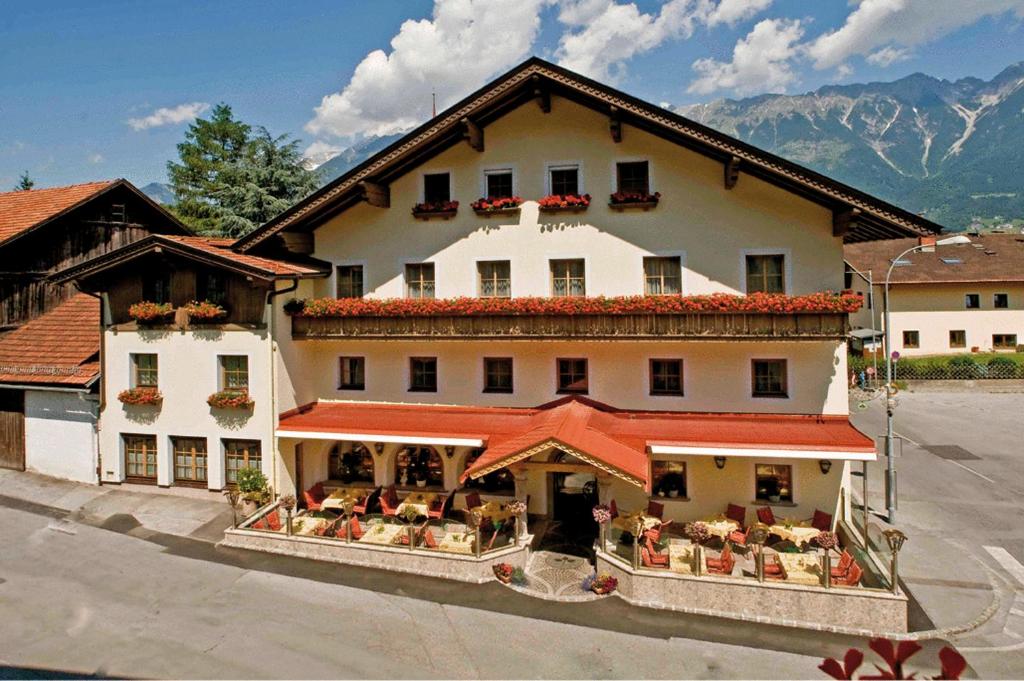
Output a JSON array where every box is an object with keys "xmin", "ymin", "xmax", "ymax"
[{"xmin": 15, "ymin": 171, "xmax": 34, "ymax": 191}]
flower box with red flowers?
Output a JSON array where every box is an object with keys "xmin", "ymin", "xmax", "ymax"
[
  {"xmin": 471, "ymin": 196, "xmax": 523, "ymax": 215},
  {"xmin": 184, "ymin": 300, "xmax": 227, "ymax": 322},
  {"xmin": 207, "ymin": 390, "xmax": 254, "ymax": 410},
  {"xmin": 411, "ymin": 200, "xmax": 459, "ymax": 220},
  {"xmin": 128, "ymin": 301, "xmax": 175, "ymax": 324},
  {"xmin": 492, "ymin": 562, "xmax": 514, "ymax": 584},
  {"xmin": 117, "ymin": 387, "xmax": 163, "ymax": 406},
  {"xmin": 609, "ymin": 191, "xmax": 660, "ymax": 210},
  {"xmin": 538, "ymin": 193, "xmax": 591, "ymax": 213}
]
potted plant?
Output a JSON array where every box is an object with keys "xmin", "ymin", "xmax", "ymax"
[
  {"xmin": 117, "ymin": 387, "xmax": 163, "ymax": 406},
  {"xmin": 236, "ymin": 467, "xmax": 269, "ymax": 517},
  {"xmin": 283, "ymin": 298, "xmax": 306, "ymax": 315},
  {"xmin": 411, "ymin": 200, "xmax": 459, "ymax": 219},
  {"xmin": 493, "ymin": 562, "xmax": 514, "ymax": 584},
  {"xmin": 128, "ymin": 301, "xmax": 174, "ymax": 324},
  {"xmin": 184, "ymin": 300, "xmax": 227, "ymax": 322},
  {"xmin": 510, "ymin": 567, "xmax": 528, "ymax": 586},
  {"xmin": 591, "ymin": 574, "xmax": 618, "ymax": 595},
  {"xmin": 471, "ymin": 196, "xmax": 523, "ymax": 215},
  {"xmin": 207, "ymin": 390, "xmax": 255, "ymax": 410}
]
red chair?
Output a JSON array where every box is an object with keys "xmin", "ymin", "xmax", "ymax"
[
  {"xmin": 609, "ymin": 498, "xmax": 619, "ymax": 520},
  {"xmin": 725, "ymin": 503, "xmax": 746, "ymax": 526},
  {"xmin": 353, "ymin": 486, "xmax": 381, "ymax": 515},
  {"xmin": 763, "ymin": 553, "xmax": 786, "ymax": 580},
  {"xmin": 421, "ymin": 527, "xmax": 439, "ymax": 549},
  {"xmin": 812, "ymin": 509, "xmax": 833, "ymax": 532},
  {"xmin": 647, "ymin": 500, "xmax": 664, "ymax": 519},
  {"xmin": 428, "ymin": 491, "xmax": 454, "ymax": 520},
  {"xmin": 728, "ymin": 526, "xmax": 748, "ymax": 546},
  {"xmin": 253, "ymin": 509, "xmax": 283, "ymax": 531},
  {"xmin": 756, "ymin": 505, "xmax": 776, "ymax": 525},
  {"xmin": 379, "ymin": 485, "xmax": 400, "ymax": 516},
  {"xmin": 831, "ymin": 550, "xmax": 854, "ymax": 579},
  {"xmin": 705, "ymin": 544, "xmax": 735, "ymax": 575},
  {"xmin": 645, "ymin": 520, "xmax": 673, "ymax": 543},
  {"xmin": 465, "ymin": 491, "xmax": 483, "ymax": 510},
  {"xmin": 303, "ymin": 482, "xmax": 326, "ymax": 512},
  {"xmin": 348, "ymin": 515, "xmax": 365, "ymax": 540},
  {"xmin": 641, "ymin": 537, "xmax": 670, "ymax": 567},
  {"xmin": 833, "ymin": 562, "xmax": 863, "ymax": 587}
]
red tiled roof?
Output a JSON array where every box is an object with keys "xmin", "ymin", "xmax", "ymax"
[
  {"xmin": 160, "ymin": 235, "xmax": 326, "ymax": 276},
  {"xmin": 277, "ymin": 396, "xmax": 876, "ymax": 489},
  {"xmin": 0, "ymin": 181, "xmax": 115, "ymax": 245},
  {"xmin": 0, "ymin": 293, "xmax": 99, "ymax": 387}
]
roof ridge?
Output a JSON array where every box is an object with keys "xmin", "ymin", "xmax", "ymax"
[{"xmin": 0, "ymin": 179, "xmax": 115, "ymax": 197}]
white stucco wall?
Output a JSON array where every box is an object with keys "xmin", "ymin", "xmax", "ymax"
[
  {"xmin": 100, "ymin": 327, "xmax": 275, "ymax": 491},
  {"xmin": 24, "ymin": 390, "xmax": 98, "ymax": 484}
]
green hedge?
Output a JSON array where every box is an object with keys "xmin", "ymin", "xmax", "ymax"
[{"xmin": 849, "ymin": 353, "xmax": 1024, "ymax": 379}]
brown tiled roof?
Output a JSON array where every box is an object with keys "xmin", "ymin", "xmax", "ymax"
[
  {"xmin": 844, "ymin": 234, "xmax": 1024, "ymax": 285},
  {"xmin": 0, "ymin": 181, "xmax": 117, "ymax": 245},
  {"xmin": 161, "ymin": 236, "xmax": 327, "ymax": 276},
  {"xmin": 0, "ymin": 293, "xmax": 99, "ymax": 387}
]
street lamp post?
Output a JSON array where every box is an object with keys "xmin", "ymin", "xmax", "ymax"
[{"xmin": 882, "ymin": 235, "xmax": 970, "ymax": 524}]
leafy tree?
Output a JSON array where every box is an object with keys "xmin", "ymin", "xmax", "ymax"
[
  {"xmin": 166, "ymin": 104, "xmax": 319, "ymax": 237},
  {"xmin": 15, "ymin": 171, "xmax": 34, "ymax": 191}
]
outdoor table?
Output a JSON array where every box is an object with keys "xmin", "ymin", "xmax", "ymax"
[
  {"xmin": 770, "ymin": 522, "xmax": 821, "ymax": 547},
  {"xmin": 437, "ymin": 531, "xmax": 476, "ymax": 554},
  {"xmin": 776, "ymin": 552, "xmax": 823, "ymax": 586},
  {"xmin": 612, "ymin": 511, "xmax": 661, "ymax": 535},
  {"xmin": 701, "ymin": 515, "xmax": 740, "ymax": 540},
  {"xmin": 477, "ymin": 501, "xmax": 513, "ymax": 524},
  {"xmin": 668, "ymin": 543, "xmax": 696, "ymax": 575},
  {"xmin": 320, "ymin": 488, "xmax": 362, "ymax": 512},
  {"xmin": 395, "ymin": 491, "xmax": 438, "ymax": 518},
  {"xmin": 358, "ymin": 523, "xmax": 404, "ymax": 545}
]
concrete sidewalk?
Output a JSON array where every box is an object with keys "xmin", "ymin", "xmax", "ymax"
[{"xmin": 0, "ymin": 469, "xmax": 233, "ymax": 542}]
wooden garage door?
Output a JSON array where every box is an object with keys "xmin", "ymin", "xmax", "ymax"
[{"xmin": 0, "ymin": 389, "xmax": 25, "ymax": 471}]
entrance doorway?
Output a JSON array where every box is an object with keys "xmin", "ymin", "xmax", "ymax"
[
  {"xmin": 0, "ymin": 389, "xmax": 25, "ymax": 471},
  {"xmin": 537, "ymin": 451, "xmax": 598, "ymax": 559}
]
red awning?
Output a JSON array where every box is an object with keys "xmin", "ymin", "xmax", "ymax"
[{"xmin": 277, "ymin": 396, "xmax": 876, "ymax": 490}]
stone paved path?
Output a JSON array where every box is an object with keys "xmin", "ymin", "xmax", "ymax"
[{"xmin": 504, "ymin": 550, "xmax": 603, "ymax": 602}]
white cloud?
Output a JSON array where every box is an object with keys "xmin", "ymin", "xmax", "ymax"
[
  {"xmin": 128, "ymin": 102, "xmax": 210, "ymax": 131},
  {"xmin": 836, "ymin": 63, "xmax": 855, "ymax": 79},
  {"xmin": 88, "ymin": 153, "xmax": 104, "ymax": 164},
  {"xmin": 555, "ymin": 0, "xmax": 773, "ymax": 82},
  {"xmin": 305, "ymin": 0, "xmax": 546, "ymax": 141},
  {"xmin": 687, "ymin": 18, "xmax": 804, "ymax": 95},
  {"xmin": 866, "ymin": 46, "xmax": 911, "ymax": 67},
  {"xmin": 807, "ymin": 0, "xmax": 1024, "ymax": 70}
]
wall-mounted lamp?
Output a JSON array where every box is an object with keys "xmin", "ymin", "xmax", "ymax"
[
  {"xmin": 818, "ymin": 459, "xmax": 832, "ymax": 475},
  {"xmin": 714, "ymin": 456, "xmax": 727, "ymax": 470},
  {"xmin": 444, "ymin": 445, "xmax": 456, "ymax": 459},
  {"xmin": 374, "ymin": 442, "xmax": 385, "ymax": 455}
]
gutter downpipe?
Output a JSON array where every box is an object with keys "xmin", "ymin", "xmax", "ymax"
[
  {"xmin": 73, "ymin": 281, "xmax": 107, "ymax": 485},
  {"xmin": 266, "ymin": 279, "xmax": 299, "ymax": 499}
]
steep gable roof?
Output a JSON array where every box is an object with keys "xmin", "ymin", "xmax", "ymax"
[{"xmin": 237, "ymin": 57, "xmax": 942, "ymax": 252}]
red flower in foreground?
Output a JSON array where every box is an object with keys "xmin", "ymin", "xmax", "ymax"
[{"xmin": 820, "ymin": 638, "xmax": 966, "ymax": 680}]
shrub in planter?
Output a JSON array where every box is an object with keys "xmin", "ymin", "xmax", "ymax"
[
  {"xmin": 184, "ymin": 300, "xmax": 227, "ymax": 321},
  {"xmin": 510, "ymin": 567, "xmax": 528, "ymax": 586},
  {"xmin": 471, "ymin": 196, "xmax": 523, "ymax": 213},
  {"xmin": 236, "ymin": 467, "xmax": 269, "ymax": 514},
  {"xmin": 283, "ymin": 298, "xmax": 306, "ymax": 315},
  {"xmin": 117, "ymin": 387, "xmax": 162, "ymax": 406},
  {"xmin": 128, "ymin": 301, "xmax": 174, "ymax": 324},
  {"xmin": 207, "ymin": 390, "xmax": 255, "ymax": 410}
]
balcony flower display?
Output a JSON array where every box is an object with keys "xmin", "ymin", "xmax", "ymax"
[
  {"xmin": 207, "ymin": 390, "xmax": 255, "ymax": 410},
  {"xmin": 538, "ymin": 193, "xmax": 591, "ymax": 210},
  {"xmin": 289, "ymin": 291, "xmax": 863, "ymax": 318},
  {"xmin": 411, "ymin": 200, "xmax": 459, "ymax": 217},
  {"xmin": 184, "ymin": 300, "xmax": 227, "ymax": 321},
  {"xmin": 471, "ymin": 196, "xmax": 523, "ymax": 214},
  {"xmin": 117, "ymin": 387, "xmax": 162, "ymax": 406},
  {"xmin": 591, "ymin": 573, "xmax": 618, "ymax": 595},
  {"xmin": 128, "ymin": 301, "xmax": 174, "ymax": 324},
  {"xmin": 609, "ymin": 190, "xmax": 660, "ymax": 206}
]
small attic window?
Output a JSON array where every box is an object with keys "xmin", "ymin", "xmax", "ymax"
[
  {"xmin": 111, "ymin": 204, "xmax": 126, "ymax": 222},
  {"xmin": 984, "ymin": 250, "xmax": 997, "ymax": 255},
  {"xmin": 893, "ymin": 259, "xmax": 913, "ymax": 266},
  {"xmin": 940, "ymin": 258, "xmax": 963, "ymax": 265}
]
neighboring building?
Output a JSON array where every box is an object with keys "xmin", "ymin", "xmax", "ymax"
[
  {"xmin": 846, "ymin": 234, "xmax": 1024, "ymax": 356},
  {"xmin": 0, "ymin": 180, "xmax": 187, "ymax": 476}
]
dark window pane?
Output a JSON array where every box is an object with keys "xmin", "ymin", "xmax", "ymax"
[
  {"xmin": 965, "ymin": 294, "xmax": 980, "ymax": 309},
  {"xmin": 550, "ymin": 167, "xmax": 579, "ymax": 196},
  {"xmin": 746, "ymin": 255, "xmax": 785, "ymax": 293},
  {"xmin": 616, "ymin": 161, "xmax": 649, "ymax": 194},
  {"xmin": 143, "ymin": 273, "xmax": 171, "ymax": 304},
  {"xmin": 644, "ymin": 257, "xmax": 682, "ymax": 295},
  {"xmin": 651, "ymin": 461, "xmax": 686, "ymax": 497},
  {"xmin": 336, "ymin": 266, "xmax": 364, "ymax": 299},
  {"xmin": 484, "ymin": 357, "xmax": 513, "ymax": 393},
  {"xmin": 994, "ymin": 293, "xmax": 1008, "ymax": 309},
  {"xmin": 949, "ymin": 330, "xmax": 966, "ymax": 348},
  {"xmin": 752, "ymin": 360, "xmax": 787, "ymax": 397},
  {"xmin": 197, "ymin": 271, "xmax": 227, "ymax": 305},
  {"xmin": 650, "ymin": 359, "xmax": 683, "ymax": 395},
  {"xmin": 406, "ymin": 264, "xmax": 435, "ymax": 299},
  {"xmin": 485, "ymin": 171, "xmax": 513, "ymax": 199},
  {"xmin": 557, "ymin": 358, "xmax": 588, "ymax": 394},
  {"xmin": 410, "ymin": 357, "xmax": 437, "ymax": 392},
  {"xmin": 423, "ymin": 173, "xmax": 450, "ymax": 204},
  {"xmin": 755, "ymin": 463, "xmax": 792, "ymax": 502},
  {"xmin": 339, "ymin": 357, "xmax": 365, "ymax": 390}
]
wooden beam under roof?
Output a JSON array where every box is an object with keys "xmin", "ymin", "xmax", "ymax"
[
  {"xmin": 462, "ymin": 118, "xmax": 484, "ymax": 152},
  {"xmin": 609, "ymin": 105, "xmax": 622, "ymax": 143},
  {"xmin": 359, "ymin": 181, "xmax": 390, "ymax": 208},
  {"xmin": 532, "ymin": 74, "xmax": 551, "ymax": 113},
  {"xmin": 725, "ymin": 156, "xmax": 741, "ymax": 190},
  {"xmin": 833, "ymin": 207, "xmax": 862, "ymax": 237}
]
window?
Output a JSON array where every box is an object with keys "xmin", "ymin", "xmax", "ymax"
[
  {"xmin": 550, "ymin": 259, "xmax": 585, "ymax": 297},
  {"xmin": 124, "ymin": 434, "xmax": 157, "ymax": 481},
  {"xmin": 651, "ymin": 461, "xmax": 686, "ymax": 498},
  {"xmin": 643, "ymin": 256, "xmax": 682, "ymax": 295},
  {"xmin": 423, "ymin": 172, "xmax": 450, "ymax": 203},
  {"xmin": 949, "ymin": 330, "xmax": 966, "ymax": 348},
  {"xmin": 409, "ymin": 357, "xmax": 437, "ymax": 392},
  {"xmin": 405, "ymin": 263, "xmax": 435, "ymax": 299},
  {"xmin": 549, "ymin": 165, "xmax": 579, "ymax": 195},
  {"xmin": 172, "ymin": 437, "xmax": 208, "ymax": 484},
  {"xmin": 993, "ymin": 334, "xmax": 1018, "ymax": 349},
  {"xmin": 463, "ymin": 448, "xmax": 515, "ymax": 493},
  {"xmin": 557, "ymin": 358, "xmax": 588, "ymax": 394},
  {"xmin": 196, "ymin": 270, "xmax": 228, "ymax": 305},
  {"xmin": 478, "ymin": 260, "xmax": 511, "ymax": 298},
  {"xmin": 649, "ymin": 359, "xmax": 683, "ymax": 396},
  {"xmin": 131, "ymin": 354, "xmax": 158, "ymax": 388},
  {"xmin": 484, "ymin": 169, "xmax": 514, "ymax": 199},
  {"xmin": 965, "ymin": 294, "xmax": 980, "ymax": 309},
  {"xmin": 751, "ymin": 359, "xmax": 787, "ymax": 398},
  {"xmin": 336, "ymin": 265, "xmax": 364, "ymax": 299},
  {"xmin": 219, "ymin": 356, "xmax": 248, "ymax": 392},
  {"xmin": 224, "ymin": 439, "xmax": 261, "ymax": 484},
  {"xmin": 395, "ymin": 446, "xmax": 443, "ymax": 488},
  {"xmin": 616, "ymin": 161, "xmax": 649, "ymax": 194},
  {"xmin": 755, "ymin": 463, "xmax": 793, "ymax": 503},
  {"xmin": 338, "ymin": 357, "xmax": 365, "ymax": 390},
  {"xmin": 483, "ymin": 357, "xmax": 513, "ymax": 393},
  {"xmin": 745, "ymin": 254, "xmax": 786, "ymax": 294},
  {"xmin": 994, "ymin": 293, "xmax": 1009, "ymax": 309},
  {"xmin": 110, "ymin": 203, "xmax": 126, "ymax": 222},
  {"xmin": 902, "ymin": 330, "xmax": 920, "ymax": 349},
  {"xmin": 143, "ymin": 273, "xmax": 171, "ymax": 304},
  {"xmin": 329, "ymin": 443, "xmax": 374, "ymax": 483}
]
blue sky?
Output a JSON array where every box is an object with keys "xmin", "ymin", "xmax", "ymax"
[{"xmin": 2, "ymin": 0, "xmax": 1023, "ymax": 190}]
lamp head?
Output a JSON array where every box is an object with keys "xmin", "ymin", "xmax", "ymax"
[{"xmin": 935, "ymin": 235, "xmax": 971, "ymax": 247}]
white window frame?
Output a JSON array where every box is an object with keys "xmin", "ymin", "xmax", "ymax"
[
  {"xmin": 480, "ymin": 164, "xmax": 518, "ymax": 198},
  {"xmin": 212, "ymin": 352, "xmax": 253, "ymax": 393},
  {"xmin": 548, "ymin": 255, "xmax": 589, "ymax": 298},
  {"xmin": 474, "ymin": 257, "xmax": 513, "ymax": 299},
  {"xmin": 739, "ymin": 248, "xmax": 792, "ymax": 295},
  {"xmin": 333, "ymin": 259, "xmax": 367, "ymax": 299},
  {"xmin": 544, "ymin": 160, "xmax": 584, "ymax": 196},
  {"xmin": 418, "ymin": 168, "xmax": 454, "ymax": 203},
  {"xmin": 402, "ymin": 260, "xmax": 437, "ymax": 299},
  {"xmin": 642, "ymin": 250, "xmax": 687, "ymax": 296},
  {"xmin": 610, "ymin": 157, "xmax": 655, "ymax": 194}
]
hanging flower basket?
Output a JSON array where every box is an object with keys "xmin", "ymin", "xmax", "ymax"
[
  {"xmin": 184, "ymin": 300, "xmax": 227, "ymax": 321},
  {"xmin": 129, "ymin": 301, "xmax": 174, "ymax": 324},
  {"xmin": 412, "ymin": 200, "xmax": 459, "ymax": 219},
  {"xmin": 471, "ymin": 196, "xmax": 523, "ymax": 215},
  {"xmin": 117, "ymin": 387, "xmax": 163, "ymax": 406},
  {"xmin": 207, "ymin": 390, "xmax": 254, "ymax": 410},
  {"xmin": 609, "ymin": 191, "xmax": 660, "ymax": 210},
  {"xmin": 538, "ymin": 193, "xmax": 591, "ymax": 212}
]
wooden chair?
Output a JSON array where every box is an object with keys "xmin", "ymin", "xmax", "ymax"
[
  {"xmin": 725, "ymin": 503, "xmax": 746, "ymax": 526},
  {"xmin": 428, "ymin": 490, "xmax": 454, "ymax": 519},
  {"xmin": 352, "ymin": 486, "xmax": 381, "ymax": 515},
  {"xmin": 647, "ymin": 500, "xmax": 664, "ymax": 519},
  {"xmin": 303, "ymin": 482, "xmax": 326, "ymax": 512},
  {"xmin": 379, "ymin": 485, "xmax": 400, "ymax": 516},
  {"xmin": 705, "ymin": 544, "xmax": 735, "ymax": 575},
  {"xmin": 756, "ymin": 505, "xmax": 776, "ymax": 525},
  {"xmin": 811, "ymin": 509, "xmax": 833, "ymax": 532}
]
